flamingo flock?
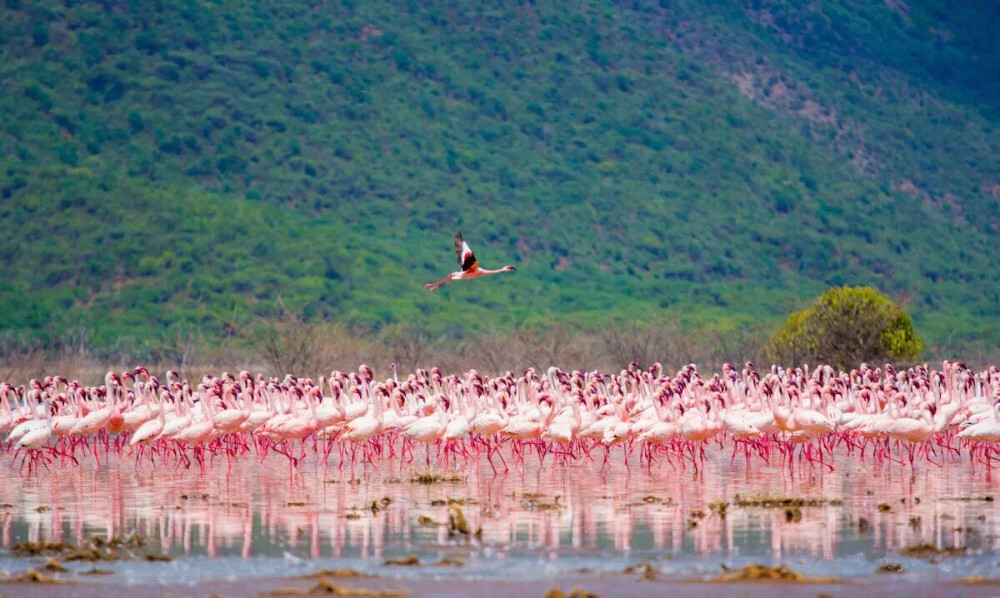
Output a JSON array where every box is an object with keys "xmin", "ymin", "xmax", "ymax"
[{"xmin": 1, "ymin": 361, "xmax": 999, "ymax": 474}]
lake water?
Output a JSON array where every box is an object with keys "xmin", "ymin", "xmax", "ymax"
[{"xmin": 1, "ymin": 444, "xmax": 999, "ymax": 588}]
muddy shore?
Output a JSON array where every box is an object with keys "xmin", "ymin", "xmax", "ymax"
[{"xmin": 4, "ymin": 572, "xmax": 1000, "ymax": 598}]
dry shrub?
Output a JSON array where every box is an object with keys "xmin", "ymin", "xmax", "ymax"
[
  {"xmin": 461, "ymin": 328, "xmax": 535, "ymax": 373},
  {"xmin": 252, "ymin": 319, "xmax": 370, "ymax": 379},
  {"xmin": 0, "ymin": 318, "xmax": 774, "ymax": 384},
  {"xmin": 234, "ymin": 300, "xmax": 374, "ymax": 379},
  {"xmin": 142, "ymin": 330, "xmax": 250, "ymax": 382},
  {"xmin": 455, "ymin": 327, "xmax": 604, "ymax": 373},
  {"xmin": 597, "ymin": 320, "xmax": 769, "ymax": 373},
  {"xmin": 601, "ymin": 320, "xmax": 685, "ymax": 371},
  {"xmin": 378, "ymin": 325, "xmax": 432, "ymax": 373},
  {"xmin": 702, "ymin": 324, "xmax": 770, "ymax": 371},
  {"xmin": 0, "ymin": 332, "xmax": 46, "ymax": 382}
]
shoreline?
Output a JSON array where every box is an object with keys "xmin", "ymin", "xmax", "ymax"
[{"xmin": 3, "ymin": 572, "xmax": 1000, "ymax": 598}]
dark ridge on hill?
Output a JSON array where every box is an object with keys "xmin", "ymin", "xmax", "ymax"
[{"xmin": 0, "ymin": 0, "xmax": 997, "ymax": 354}]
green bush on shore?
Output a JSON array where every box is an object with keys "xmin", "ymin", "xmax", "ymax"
[{"xmin": 768, "ymin": 286, "xmax": 923, "ymax": 369}]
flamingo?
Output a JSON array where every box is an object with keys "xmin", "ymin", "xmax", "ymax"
[
  {"xmin": 172, "ymin": 395, "xmax": 217, "ymax": 446},
  {"xmin": 403, "ymin": 405, "xmax": 448, "ymax": 465},
  {"xmin": 957, "ymin": 402, "xmax": 1000, "ymax": 441},
  {"xmin": 50, "ymin": 390, "xmax": 83, "ymax": 438},
  {"xmin": 15, "ymin": 400, "xmax": 53, "ymax": 450},
  {"xmin": 213, "ymin": 388, "xmax": 251, "ymax": 433},
  {"xmin": 269, "ymin": 388, "xmax": 319, "ymax": 441},
  {"xmin": 636, "ymin": 416, "xmax": 677, "ymax": 445},
  {"xmin": 424, "ymin": 231, "xmax": 516, "ymax": 291},
  {"xmin": 70, "ymin": 373, "xmax": 120, "ymax": 436},
  {"xmin": 382, "ymin": 390, "xmax": 416, "ymax": 431},
  {"xmin": 7, "ymin": 390, "xmax": 49, "ymax": 445},
  {"xmin": 342, "ymin": 389, "xmax": 383, "ymax": 442},
  {"xmin": 131, "ymin": 391, "xmax": 169, "ymax": 446},
  {"xmin": 0, "ymin": 384, "xmax": 13, "ymax": 433},
  {"xmin": 471, "ymin": 394, "xmax": 508, "ymax": 436}
]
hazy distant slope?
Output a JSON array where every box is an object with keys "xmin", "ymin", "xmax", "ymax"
[{"xmin": 1, "ymin": 0, "xmax": 997, "ymax": 353}]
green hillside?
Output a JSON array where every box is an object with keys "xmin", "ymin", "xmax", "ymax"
[{"xmin": 1, "ymin": 0, "xmax": 998, "ymax": 356}]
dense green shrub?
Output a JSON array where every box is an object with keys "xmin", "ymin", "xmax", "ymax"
[{"xmin": 768, "ymin": 286, "xmax": 923, "ymax": 368}]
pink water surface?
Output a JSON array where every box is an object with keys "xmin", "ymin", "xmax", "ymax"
[{"xmin": 1, "ymin": 447, "xmax": 999, "ymax": 584}]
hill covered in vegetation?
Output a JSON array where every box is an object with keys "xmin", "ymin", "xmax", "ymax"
[{"xmin": 1, "ymin": 0, "xmax": 997, "ymax": 357}]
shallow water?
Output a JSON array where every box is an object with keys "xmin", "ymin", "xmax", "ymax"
[{"xmin": 1, "ymin": 445, "xmax": 999, "ymax": 586}]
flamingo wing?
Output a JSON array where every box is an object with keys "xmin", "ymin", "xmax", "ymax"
[{"xmin": 454, "ymin": 231, "xmax": 478, "ymax": 272}]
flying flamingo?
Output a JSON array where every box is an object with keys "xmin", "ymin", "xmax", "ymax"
[{"xmin": 424, "ymin": 231, "xmax": 516, "ymax": 291}]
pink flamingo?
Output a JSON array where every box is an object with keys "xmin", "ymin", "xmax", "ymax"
[{"xmin": 424, "ymin": 231, "xmax": 516, "ymax": 291}]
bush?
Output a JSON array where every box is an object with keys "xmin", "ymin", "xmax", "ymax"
[
  {"xmin": 31, "ymin": 23, "xmax": 49, "ymax": 47},
  {"xmin": 768, "ymin": 286, "xmax": 923, "ymax": 369},
  {"xmin": 242, "ymin": 299, "xmax": 366, "ymax": 378}
]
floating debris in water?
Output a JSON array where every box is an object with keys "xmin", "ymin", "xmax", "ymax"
[
  {"xmin": 958, "ymin": 576, "xmax": 1000, "ymax": 585},
  {"xmin": 300, "ymin": 569, "xmax": 376, "ymax": 579},
  {"xmin": 623, "ymin": 562, "xmax": 657, "ymax": 581},
  {"xmin": 10, "ymin": 535, "xmax": 164, "ymax": 563},
  {"xmin": 876, "ymin": 563, "xmax": 903, "ymax": 574},
  {"xmin": 383, "ymin": 556, "xmax": 420, "ymax": 566},
  {"xmin": 263, "ymin": 580, "xmax": 407, "ymax": 596},
  {"xmin": 448, "ymin": 505, "xmax": 470, "ymax": 536},
  {"xmin": 1, "ymin": 569, "xmax": 71, "ymax": 584},
  {"xmin": 542, "ymin": 588, "xmax": 601, "ymax": 598},
  {"xmin": 366, "ymin": 499, "xmax": 391, "ymax": 513},
  {"xmin": 11, "ymin": 542, "xmax": 74, "ymax": 557},
  {"xmin": 522, "ymin": 496, "xmax": 562, "ymax": 511},
  {"xmin": 733, "ymin": 495, "xmax": 842, "ymax": 508},
  {"xmin": 899, "ymin": 543, "xmax": 966, "ymax": 557},
  {"xmin": 716, "ymin": 564, "xmax": 833, "ymax": 583},
  {"xmin": 686, "ymin": 509, "xmax": 706, "ymax": 529},
  {"xmin": 784, "ymin": 506, "xmax": 803, "ymax": 522},
  {"xmin": 639, "ymin": 495, "xmax": 671, "ymax": 505},
  {"xmin": 42, "ymin": 560, "xmax": 67, "ymax": 572},
  {"xmin": 143, "ymin": 554, "xmax": 174, "ymax": 562},
  {"xmin": 410, "ymin": 472, "xmax": 462, "ymax": 484}
]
